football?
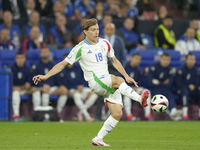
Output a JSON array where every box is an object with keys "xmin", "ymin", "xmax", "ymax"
[{"xmin": 151, "ymin": 95, "xmax": 169, "ymax": 113}]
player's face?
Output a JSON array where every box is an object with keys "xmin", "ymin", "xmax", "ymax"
[
  {"xmin": 160, "ymin": 56, "xmax": 171, "ymax": 68},
  {"xmin": 130, "ymin": 55, "xmax": 141, "ymax": 67},
  {"xmin": 186, "ymin": 55, "xmax": 196, "ymax": 68},
  {"xmin": 40, "ymin": 48, "xmax": 50, "ymax": 59},
  {"xmin": 15, "ymin": 54, "xmax": 26, "ymax": 67},
  {"xmin": 85, "ymin": 24, "xmax": 99, "ymax": 42}
]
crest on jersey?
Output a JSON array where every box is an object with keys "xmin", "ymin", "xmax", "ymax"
[
  {"xmin": 18, "ymin": 72, "xmax": 22, "ymax": 79},
  {"xmin": 100, "ymin": 45, "xmax": 105, "ymax": 51}
]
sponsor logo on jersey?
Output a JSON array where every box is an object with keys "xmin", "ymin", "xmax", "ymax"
[{"xmin": 87, "ymin": 50, "xmax": 92, "ymax": 54}]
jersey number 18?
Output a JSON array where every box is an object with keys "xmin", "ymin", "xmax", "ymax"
[{"xmin": 95, "ymin": 53, "xmax": 103, "ymax": 62}]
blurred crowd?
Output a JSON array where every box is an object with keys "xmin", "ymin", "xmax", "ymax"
[{"xmin": 0, "ymin": 0, "xmax": 200, "ymax": 122}]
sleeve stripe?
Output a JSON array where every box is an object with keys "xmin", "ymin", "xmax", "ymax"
[{"xmin": 103, "ymin": 40, "xmax": 111, "ymax": 53}]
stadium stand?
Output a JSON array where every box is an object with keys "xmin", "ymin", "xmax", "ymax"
[
  {"xmin": 140, "ymin": 33, "xmax": 154, "ymax": 49},
  {"xmin": 53, "ymin": 48, "xmax": 72, "ymax": 64},
  {"xmin": 25, "ymin": 49, "xmax": 41, "ymax": 67},
  {"xmin": 0, "ymin": 50, "xmax": 17, "ymax": 68}
]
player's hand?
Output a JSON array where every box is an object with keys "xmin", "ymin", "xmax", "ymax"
[
  {"xmin": 32, "ymin": 75, "xmax": 47, "ymax": 85},
  {"xmin": 125, "ymin": 76, "xmax": 138, "ymax": 88}
]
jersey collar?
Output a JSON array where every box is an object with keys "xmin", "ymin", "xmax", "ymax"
[{"xmin": 84, "ymin": 38, "xmax": 99, "ymax": 45}]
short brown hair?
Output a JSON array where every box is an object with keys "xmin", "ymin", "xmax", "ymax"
[{"xmin": 81, "ymin": 18, "xmax": 98, "ymax": 31}]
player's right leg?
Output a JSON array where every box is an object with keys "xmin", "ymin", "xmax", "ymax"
[
  {"xmin": 91, "ymin": 101, "xmax": 122, "ymax": 147},
  {"xmin": 12, "ymin": 87, "xmax": 21, "ymax": 121},
  {"xmin": 180, "ymin": 87, "xmax": 190, "ymax": 121},
  {"xmin": 111, "ymin": 75, "xmax": 149, "ymax": 107},
  {"xmin": 123, "ymin": 96, "xmax": 136, "ymax": 121},
  {"xmin": 41, "ymin": 84, "xmax": 51, "ymax": 106},
  {"xmin": 32, "ymin": 86, "xmax": 41, "ymax": 110},
  {"xmin": 51, "ymin": 85, "xmax": 68, "ymax": 117}
]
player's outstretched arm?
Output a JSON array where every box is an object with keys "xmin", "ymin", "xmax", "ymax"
[
  {"xmin": 32, "ymin": 60, "xmax": 68, "ymax": 85},
  {"xmin": 110, "ymin": 56, "xmax": 138, "ymax": 87}
]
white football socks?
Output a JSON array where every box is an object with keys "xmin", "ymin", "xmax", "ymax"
[
  {"xmin": 32, "ymin": 90, "xmax": 41, "ymax": 109},
  {"xmin": 96, "ymin": 115, "xmax": 119, "ymax": 139},
  {"xmin": 170, "ymin": 108, "xmax": 177, "ymax": 116},
  {"xmin": 119, "ymin": 82, "xmax": 140, "ymax": 102},
  {"xmin": 57, "ymin": 95, "xmax": 68, "ymax": 114},
  {"xmin": 12, "ymin": 91, "xmax": 20, "ymax": 116},
  {"xmin": 123, "ymin": 96, "xmax": 132, "ymax": 116},
  {"xmin": 182, "ymin": 106, "xmax": 188, "ymax": 117},
  {"xmin": 85, "ymin": 94, "xmax": 98, "ymax": 110},
  {"xmin": 42, "ymin": 93, "xmax": 49, "ymax": 106},
  {"xmin": 73, "ymin": 92, "xmax": 89, "ymax": 118}
]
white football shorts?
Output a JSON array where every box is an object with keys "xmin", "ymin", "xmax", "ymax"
[{"xmin": 88, "ymin": 74, "xmax": 123, "ymax": 107}]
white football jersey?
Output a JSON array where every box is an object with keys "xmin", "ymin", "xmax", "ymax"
[{"xmin": 65, "ymin": 38, "xmax": 115, "ymax": 81}]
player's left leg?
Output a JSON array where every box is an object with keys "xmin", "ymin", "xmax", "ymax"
[
  {"xmin": 164, "ymin": 89, "xmax": 182, "ymax": 121},
  {"xmin": 51, "ymin": 85, "xmax": 68, "ymax": 116},
  {"xmin": 91, "ymin": 101, "xmax": 122, "ymax": 147},
  {"xmin": 12, "ymin": 87, "xmax": 21, "ymax": 120},
  {"xmin": 111, "ymin": 75, "xmax": 149, "ymax": 107},
  {"xmin": 180, "ymin": 87, "xmax": 190, "ymax": 121}
]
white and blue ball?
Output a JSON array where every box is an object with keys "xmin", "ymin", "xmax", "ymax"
[{"xmin": 151, "ymin": 94, "xmax": 169, "ymax": 113}]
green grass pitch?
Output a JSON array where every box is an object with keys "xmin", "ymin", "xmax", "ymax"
[{"xmin": 0, "ymin": 121, "xmax": 199, "ymax": 150}]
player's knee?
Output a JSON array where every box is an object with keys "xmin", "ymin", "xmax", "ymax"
[
  {"xmin": 112, "ymin": 110, "xmax": 123, "ymax": 120},
  {"xmin": 60, "ymin": 86, "xmax": 68, "ymax": 95},
  {"xmin": 112, "ymin": 76, "xmax": 125, "ymax": 89},
  {"xmin": 31, "ymin": 86, "xmax": 38, "ymax": 93},
  {"xmin": 42, "ymin": 84, "xmax": 50, "ymax": 93},
  {"xmin": 116, "ymin": 77, "xmax": 125, "ymax": 86},
  {"xmin": 13, "ymin": 87, "xmax": 20, "ymax": 91}
]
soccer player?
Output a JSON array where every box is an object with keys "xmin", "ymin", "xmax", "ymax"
[
  {"xmin": 11, "ymin": 51, "xmax": 32, "ymax": 121},
  {"xmin": 175, "ymin": 54, "xmax": 199, "ymax": 121},
  {"xmin": 124, "ymin": 53, "xmax": 153, "ymax": 121},
  {"xmin": 148, "ymin": 53, "xmax": 181, "ymax": 121},
  {"xmin": 33, "ymin": 18, "xmax": 149, "ymax": 146},
  {"xmin": 31, "ymin": 47, "xmax": 68, "ymax": 117}
]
